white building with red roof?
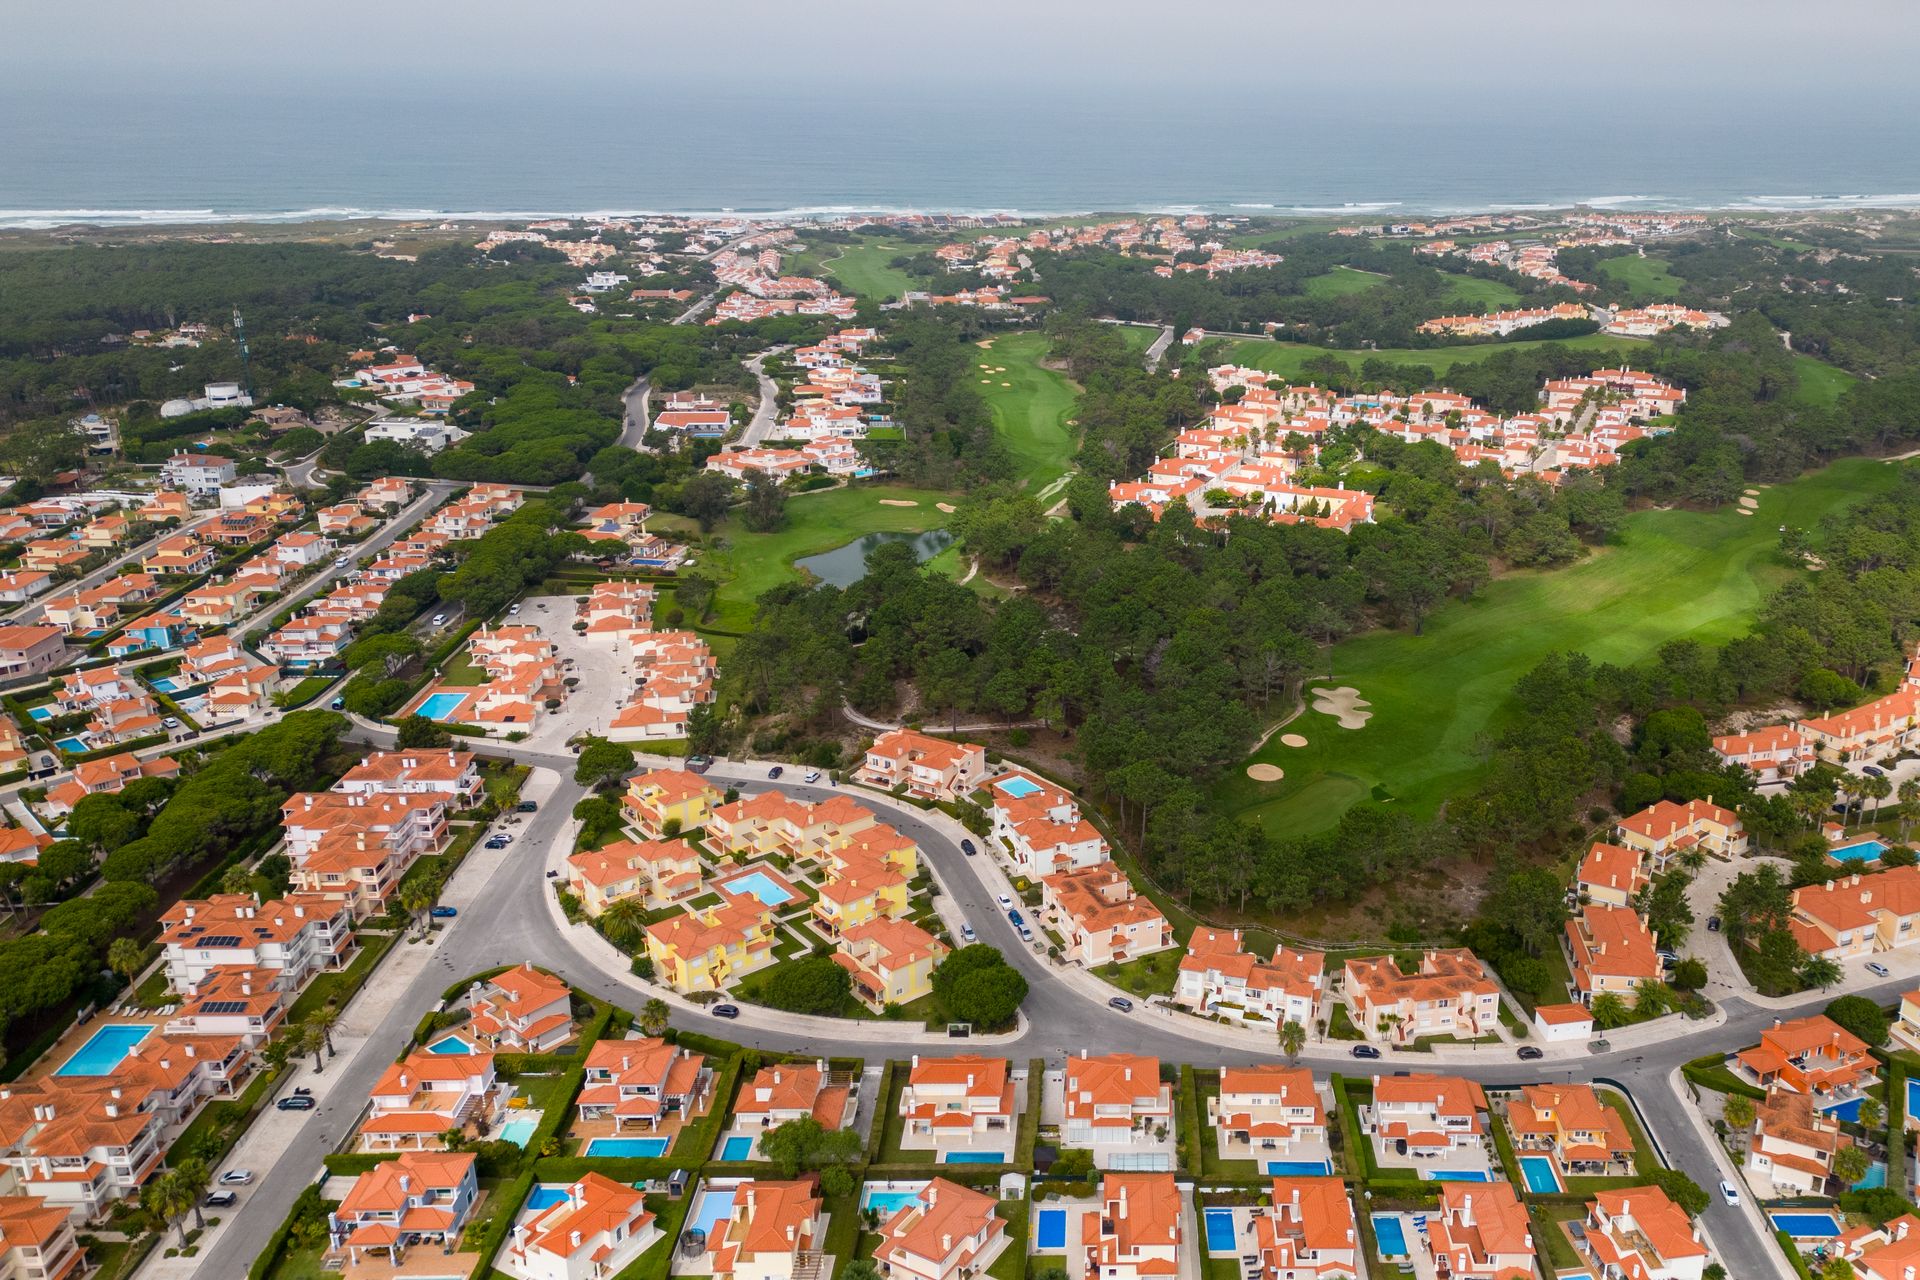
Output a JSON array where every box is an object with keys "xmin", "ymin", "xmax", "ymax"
[
  {"xmin": 1580, "ymin": 1186, "xmax": 1708, "ymax": 1280},
  {"xmin": 1712, "ymin": 724, "xmax": 1816, "ymax": 786},
  {"xmin": 575, "ymin": 1037, "xmax": 710, "ymax": 1137},
  {"xmin": 1255, "ymin": 1177, "xmax": 1356, "ymax": 1279},
  {"xmin": 357, "ymin": 1050, "xmax": 510, "ymax": 1152},
  {"xmin": 1173, "ymin": 928, "xmax": 1324, "ymax": 1029},
  {"xmin": 896, "ymin": 1055, "xmax": 1017, "ymax": 1157},
  {"xmin": 463, "ymin": 963, "xmax": 576, "ymax": 1053},
  {"xmin": 502, "ymin": 1172, "xmax": 659, "ymax": 1280},
  {"xmin": 327, "ymin": 1151, "xmax": 479, "ymax": 1271},
  {"xmin": 855, "ymin": 730, "xmax": 986, "ymax": 801},
  {"xmin": 1061, "ymin": 1052, "xmax": 1174, "ymax": 1170},
  {"xmin": 984, "ymin": 768, "xmax": 1109, "ymax": 875},
  {"xmin": 1424, "ymin": 1181, "xmax": 1534, "ymax": 1280},
  {"xmin": 874, "ymin": 1178, "xmax": 1006, "ymax": 1280},
  {"xmin": 1208, "ymin": 1065, "xmax": 1330, "ymax": 1168},
  {"xmin": 1364, "ymin": 1073, "xmax": 1490, "ymax": 1177}
]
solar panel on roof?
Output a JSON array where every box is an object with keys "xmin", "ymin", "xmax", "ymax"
[
  {"xmin": 198, "ymin": 935, "xmax": 243, "ymax": 947},
  {"xmin": 198, "ymin": 1000, "xmax": 248, "ymax": 1014}
]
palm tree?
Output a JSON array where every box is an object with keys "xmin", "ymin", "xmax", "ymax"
[
  {"xmin": 1901, "ymin": 779, "xmax": 1920, "ymax": 841},
  {"xmin": 1278, "ymin": 1019, "xmax": 1306, "ymax": 1066},
  {"xmin": 309, "ymin": 1006, "xmax": 339, "ymax": 1058},
  {"xmin": 1722, "ymin": 1093, "xmax": 1755, "ymax": 1132},
  {"xmin": 142, "ymin": 1171, "xmax": 190, "ymax": 1248},
  {"xmin": 1800, "ymin": 955, "xmax": 1844, "ymax": 990},
  {"xmin": 600, "ymin": 899, "xmax": 647, "ymax": 951},
  {"xmin": 639, "ymin": 998, "xmax": 671, "ymax": 1038},
  {"xmin": 107, "ymin": 937, "xmax": 146, "ymax": 990},
  {"xmin": 398, "ymin": 880, "xmax": 436, "ymax": 938},
  {"xmin": 297, "ymin": 1021, "xmax": 325, "ymax": 1074},
  {"xmin": 1833, "ymin": 1143, "xmax": 1871, "ymax": 1188},
  {"xmin": 1865, "ymin": 774, "xmax": 1894, "ymax": 817},
  {"xmin": 173, "ymin": 1156, "xmax": 210, "ymax": 1230}
]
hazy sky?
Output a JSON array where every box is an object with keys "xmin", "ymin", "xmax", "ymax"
[{"xmin": 7, "ymin": 0, "xmax": 1918, "ymax": 95}]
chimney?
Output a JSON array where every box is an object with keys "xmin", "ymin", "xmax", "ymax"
[
  {"xmin": 571, "ymin": 1230, "xmax": 582, "ymax": 1249},
  {"xmin": 105, "ymin": 1102, "xmax": 119, "ymax": 1118}
]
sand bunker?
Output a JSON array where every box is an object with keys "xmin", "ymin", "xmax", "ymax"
[
  {"xmin": 1279, "ymin": 733, "xmax": 1309, "ymax": 748},
  {"xmin": 879, "ymin": 499, "xmax": 918, "ymax": 508},
  {"xmin": 1310, "ymin": 686, "xmax": 1373, "ymax": 729},
  {"xmin": 1738, "ymin": 496, "xmax": 1759, "ymax": 509},
  {"xmin": 1738, "ymin": 509, "xmax": 1755, "ymax": 517},
  {"xmin": 976, "ymin": 339, "xmax": 995, "ymax": 349},
  {"xmin": 1246, "ymin": 764, "xmax": 1285, "ymax": 782},
  {"xmin": 936, "ymin": 503, "xmax": 956, "ymax": 513},
  {"xmin": 1000, "ymin": 381, "xmax": 1011, "ymax": 387}
]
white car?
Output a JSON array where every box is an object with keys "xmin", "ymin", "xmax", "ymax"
[
  {"xmin": 961, "ymin": 923, "xmax": 976, "ymax": 942},
  {"xmin": 997, "ymin": 894, "xmax": 1012, "ymax": 909},
  {"xmin": 803, "ymin": 769, "xmax": 821, "ymax": 783},
  {"xmin": 431, "ymin": 613, "xmax": 449, "ymax": 626},
  {"xmin": 218, "ymin": 1170, "xmax": 255, "ymax": 1187},
  {"xmin": 333, "ymin": 555, "xmax": 349, "ymax": 567},
  {"xmin": 1868, "ymin": 961, "xmax": 1892, "ymax": 978},
  {"xmin": 1719, "ymin": 1180, "xmax": 1739, "ymax": 1207},
  {"xmin": 508, "ymin": 603, "xmax": 521, "ymax": 616}
]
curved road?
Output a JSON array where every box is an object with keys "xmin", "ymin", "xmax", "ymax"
[{"xmin": 185, "ymin": 734, "xmax": 1830, "ymax": 1279}]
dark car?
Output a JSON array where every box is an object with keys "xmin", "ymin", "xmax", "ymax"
[
  {"xmin": 1107, "ymin": 996, "xmax": 1134, "ymax": 1013},
  {"xmin": 711, "ymin": 1004, "xmax": 741, "ymax": 1020},
  {"xmin": 1865, "ymin": 765, "xmax": 1887, "ymax": 777},
  {"xmin": 516, "ymin": 801, "xmax": 538, "ymax": 813},
  {"xmin": 1517, "ymin": 1046, "xmax": 1544, "ymax": 1061},
  {"xmin": 768, "ymin": 765, "xmax": 784, "ymax": 779},
  {"xmin": 1349, "ymin": 1044, "xmax": 1381, "ymax": 1060},
  {"xmin": 485, "ymin": 836, "xmax": 508, "ymax": 849},
  {"xmin": 329, "ymin": 697, "xmax": 345, "ymax": 710},
  {"xmin": 1008, "ymin": 909, "xmax": 1024, "ymax": 928},
  {"xmin": 205, "ymin": 1190, "xmax": 238, "ymax": 1208},
  {"xmin": 687, "ymin": 755, "xmax": 714, "ymax": 774},
  {"xmin": 276, "ymin": 1095, "xmax": 315, "ymax": 1111},
  {"xmin": 429, "ymin": 905, "xmax": 457, "ymax": 918},
  {"xmin": 1706, "ymin": 915, "xmax": 1721, "ymax": 932},
  {"xmin": 960, "ymin": 839, "xmax": 977, "ymax": 857}
]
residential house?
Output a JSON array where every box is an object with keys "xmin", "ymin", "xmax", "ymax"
[
  {"xmin": 1791, "ymin": 866, "xmax": 1920, "ymax": 959},
  {"xmin": 575, "ymin": 1037, "xmax": 710, "ymax": 1134},
  {"xmin": 464, "ymin": 963, "xmax": 576, "ymax": 1053},
  {"xmin": 501, "ymin": 1172, "xmax": 659, "ymax": 1280},
  {"xmin": 158, "ymin": 453, "xmax": 236, "ymax": 495},
  {"xmin": 873, "ymin": 1179, "xmax": 1005, "ymax": 1280},
  {"xmin": 854, "ymin": 730, "xmax": 986, "ymax": 801},
  {"xmin": 327, "ymin": 1151, "xmax": 479, "ymax": 1271},
  {"xmin": 1366, "ymin": 1074, "xmax": 1487, "ymax": 1160},
  {"xmin": 0, "ymin": 1194, "xmax": 86, "ymax": 1280},
  {"xmin": 567, "ymin": 838, "xmax": 704, "ymax": 916},
  {"xmin": 645, "ymin": 896, "xmax": 778, "ymax": 994},
  {"xmin": 1734, "ymin": 1015, "xmax": 1877, "ymax": 1102},
  {"xmin": 1580, "ymin": 1187, "xmax": 1708, "ymax": 1280},
  {"xmin": 1713, "ymin": 725, "xmax": 1817, "ymax": 786},
  {"xmin": 698, "ymin": 1179, "xmax": 825, "ymax": 1280},
  {"xmin": 1208, "ymin": 1066, "xmax": 1328, "ymax": 1165},
  {"xmin": 732, "ymin": 1062, "xmax": 853, "ymax": 1132},
  {"xmin": 142, "ymin": 534, "xmax": 217, "ymax": 577},
  {"xmin": 1505, "ymin": 1084, "xmax": 1634, "ymax": 1177},
  {"xmin": 1424, "ymin": 1182, "xmax": 1534, "ymax": 1280},
  {"xmin": 358, "ymin": 1050, "xmax": 508, "ymax": 1152},
  {"xmin": 1256, "ymin": 1177, "xmax": 1357, "ymax": 1280},
  {"xmin": 1799, "ymin": 689, "xmax": 1920, "ymax": 765},
  {"xmin": 1082, "ymin": 1175, "xmax": 1182, "ymax": 1280},
  {"xmin": 1613, "ymin": 798, "xmax": 1747, "ymax": 868},
  {"xmin": 162, "ymin": 965, "xmax": 290, "ymax": 1044},
  {"xmin": 1565, "ymin": 904, "xmax": 1663, "ymax": 1009},
  {"xmin": 0, "ymin": 626, "xmax": 67, "ymax": 679},
  {"xmin": 280, "ymin": 789, "xmax": 451, "ymax": 913},
  {"xmin": 984, "ymin": 769, "xmax": 1109, "ymax": 875},
  {"xmin": 896, "ymin": 1055, "xmax": 1016, "ymax": 1151},
  {"xmin": 1890, "ymin": 990, "xmax": 1920, "ymax": 1056},
  {"xmin": 1061, "ymin": 1052, "xmax": 1173, "ymax": 1161},
  {"xmin": 1341, "ymin": 950, "xmax": 1501, "ymax": 1046},
  {"xmin": 1174, "ymin": 929, "xmax": 1324, "ymax": 1029},
  {"xmin": 43, "ymin": 751, "xmax": 180, "ymax": 817},
  {"xmin": 1748, "ymin": 1088, "xmax": 1852, "ymax": 1198},
  {"xmin": 1576, "ymin": 842, "xmax": 1648, "ymax": 907},
  {"xmin": 336, "ymin": 750, "xmax": 483, "ymax": 807},
  {"xmin": 1038, "ymin": 864, "xmax": 1173, "ymax": 967},
  {"xmin": 157, "ymin": 892, "xmax": 353, "ymax": 992},
  {"xmin": 832, "ymin": 918, "xmax": 948, "ymax": 1011}
]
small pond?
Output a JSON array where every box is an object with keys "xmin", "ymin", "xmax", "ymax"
[{"xmin": 794, "ymin": 529, "xmax": 954, "ymax": 588}]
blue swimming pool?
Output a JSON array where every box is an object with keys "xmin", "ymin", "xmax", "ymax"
[
  {"xmin": 1772, "ymin": 1211, "xmax": 1845, "ymax": 1239},
  {"xmin": 53, "ymin": 736, "xmax": 89, "ymax": 753},
  {"xmin": 428, "ymin": 1035, "xmax": 474, "ymax": 1055},
  {"xmin": 943, "ymin": 1151, "xmax": 1006, "ymax": 1163},
  {"xmin": 861, "ymin": 1187, "xmax": 926, "ymax": 1217},
  {"xmin": 722, "ymin": 870, "xmax": 793, "ymax": 907},
  {"xmin": 585, "ymin": 1136, "xmax": 669, "ymax": 1157},
  {"xmin": 148, "ymin": 676, "xmax": 185, "ymax": 694},
  {"xmin": 26, "ymin": 706, "xmax": 53, "ymax": 722},
  {"xmin": 417, "ymin": 692, "xmax": 470, "ymax": 721},
  {"xmin": 689, "ymin": 1188, "xmax": 736, "ymax": 1239},
  {"xmin": 1833, "ymin": 839, "xmax": 1889, "ymax": 863},
  {"xmin": 1426, "ymin": 1169, "xmax": 1492, "ymax": 1182},
  {"xmin": 1036, "ymin": 1208, "xmax": 1067, "ymax": 1250},
  {"xmin": 1857, "ymin": 1159, "xmax": 1889, "ymax": 1190},
  {"xmin": 1821, "ymin": 1096, "xmax": 1865, "ymax": 1124},
  {"xmin": 57, "ymin": 1024, "xmax": 151, "ymax": 1076},
  {"xmin": 995, "ymin": 776, "xmax": 1043, "ymax": 799},
  {"xmin": 720, "ymin": 1136, "xmax": 754, "ymax": 1161},
  {"xmin": 1519, "ymin": 1155, "xmax": 1562, "ymax": 1194},
  {"xmin": 1204, "ymin": 1208, "xmax": 1237, "ymax": 1252},
  {"xmin": 526, "ymin": 1185, "xmax": 569, "ymax": 1212},
  {"xmin": 1263, "ymin": 1159, "xmax": 1332, "ymax": 1176},
  {"xmin": 498, "ymin": 1116, "xmax": 539, "ymax": 1148},
  {"xmin": 1372, "ymin": 1216, "xmax": 1410, "ymax": 1258}
]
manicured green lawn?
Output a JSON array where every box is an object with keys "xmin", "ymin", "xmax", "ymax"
[
  {"xmin": 1438, "ymin": 272, "xmax": 1522, "ymax": 310},
  {"xmin": 696, "ymin": 485, "xmax": 957, "ymax": 627},
  {"xmin": 1304, "ymin": 266, "xmax": 1387, "ymax": 298},
  {"xmin": 976, "ymin": 330, "xmax": 1082, "ymax": 491},
  {"xmin": 1214, "ymin": 457, "xmax": 1904, "ymax": 835},
  {"xmin": 1596, "ymin": 255, "xmax": 1684, "ymax": 301},
  {"xmin": 822, "ymin": 242, "xmax": 921, "ymax": 301},
  {"xmin": 1114, "ymin": 324, "xmax": 1157, "ymax": 353},
  {"xmin": 1791, "ymin": 353, "xmax": 1859, "ymax": 408},
  {"xmin": 1221, "ymin": 332, "xmax": 1643, "ymax": 380}
]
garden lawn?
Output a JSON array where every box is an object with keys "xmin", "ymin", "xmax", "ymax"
[
  {"xmin": 977, "ymin": 330, "xmax": 1082, "ymax": 492},
  {"xmin": 1304, "ymin": 266, "xmax": 1387, "ymax": 298},
  {"xmin": 1215, "ymin": 457, "xmax": 1903, "ymax": 835},
  {"xmin": 1438, "ymin": 272, "xmax": 1523, "ymax": 309},
  {"xmin": 698, "ymin": 485, "xmax": 958, "ymax": 628},
  {"xmin": 1114, "ymin": 324, "xmax": 1157, "ymax": 354},
  {"xmin": 822, "ymin": 241, "xmax": 921, "ymax": 301},
  {"xmin": 1220, "ymin": 332, "xmax": 1642, "ymax": 380},
  {"xmin": 1596, "ymin": 255, "xmax": 1684, "ymax": 301}
]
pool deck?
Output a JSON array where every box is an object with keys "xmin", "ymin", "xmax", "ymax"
[{"xmin": 1029, "ymin": 1192, "xmax": 1203, "ymax": 1280}]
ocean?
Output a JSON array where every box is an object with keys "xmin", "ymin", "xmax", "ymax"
[{"xmin": 3, "ymin": 79, "xmax": 1918, "ymax": 228}]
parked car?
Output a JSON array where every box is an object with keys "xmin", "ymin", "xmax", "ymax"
[
  {"xmin": 1108, "ymin": 996, "xmax": 1134, "ymax": 1013},
  {"xmin": 205, "ymin": 1190, "xmax": 238, "ymax": 1208},
  {"xmin": 1864, "ymin": 764, "xmax": 1887, "ymax": 777},
  {"xmin": 1868, "ymin": 961, "xmax": 1892, "ymax": 978},
  {"xmin": 162, "ymin": 717, "xmax": 180, "ymax": 729},
  {"xmin": 961, "ymin": 924, "xmax": 976, "ymax": 942},
  {"xmin": 333, "ymin": 554, "xmax": 349, "ymax": 567},
  {"xmin": 997, "ymin": 893, "xmax": 1013, "ymax": 909},
  {"xmin": 711, "ymin": 1004, "xmax": 740, "ymax": 1020},
  {"xmin": 277, "ymin": 1095, "xmax": 315, "ymax": 1111},
  {"xmin": 1719, "ymin": 1180, "xmax": 1740, "ymax": 1207},
  {"xmin": 960, "ymin": 839, "xmax": 977, "ymax": 857},
  {"xmin": 431, "ymin": 613, "xmax": 449, "ymax": 626},
  {"xmin": 767, "ymin": 765, "xmax": 784, "ymax": 779},
  {"xmin": 508, "ymin": 603, "xmax": 521, "ymax": 616},
  {"xmin": 687, "ymin": 756, "xmax": 713, "ymax": 774},
  {"xmin": 429, "ymin": 905, "xmax": 458, "ymax": 918},
  {"xmin": 330, "ymin": 696, "xmax": 345, "ymax": 710},
  {"xmin": 1517, "ymin": 1046, "xmax": 1544, "ymax": 1061},
  {"xmin": 1008, "ymin": 909, "xmax": 1024, "ymax": 928},
  {"xmin": 1706, "ymin": 915, "xmax": 1721, "ymax": 932},
  {"xmin": 292, "ymin": 1087, "xmax": 312, "ymax": 1097},
  {"xmin": 803, "ymin": 769, "xmax": 822, "ymax": 784},
  {"xmin": 1349, "ymin": 1044, "xmax": 1381, "ymax": 1060},
  {"xmin": 218, "ymin": 1170, "xmax": 254, "ymax": 1186},
  {"xmin": 1019, "ymin": 926, "xmax": 1035, "ymax": 942},
  {"xmin": 485, "ymin": 836, "xmax": 508, "ymax": 849},
  {"xmin": 516, "ymin": 801, "xmax": 538, "ymax": 813}
]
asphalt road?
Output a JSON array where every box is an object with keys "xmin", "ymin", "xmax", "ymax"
[
  {"xmin": 736, "ymin": 347, "xmax": 788, "ymax": 448},
  {"xmin": 185, "ymin": 737, "xmax": 1846, "ymax": 1280}
]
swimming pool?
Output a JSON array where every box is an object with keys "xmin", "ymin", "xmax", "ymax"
[
  {"xmin": 995, "ymin": 776, "xmax": 1043, "ymax": 799},
  {"xmin": 526, "ymin": 1185, "xmax": 569, "ymax": 1212},
  {"xmin": 719, "ymin": 1136, "xmax": 754, "ymax": 1161},
  {"xmin": 1036, "ymin": 1208, "xmax": 1067, "ymax": 1250},
  {"xmin": 943, "ymin": 1151, "xmax": 1005, "ymax": 1164},
  {"xmin": 1426, "ymin": 1169, "xmax": 1492, "ymax": 1182},
  {"xmin": 428, "ymin": 1034, "xmax": 474, "ymax": 1055},
  {"xmin": 584, "ymin": 1136, "xmax": 669, "ymax": 1157},
  {"xmin": 1821, "ymin": 1096, "xmax": 1865, "ymax": 1124},
  {"xmin": 1372, "ymin": 1215, "xmax": 1410, "ymax": 1258},
  {"xmin": 53, "ymin": 736, "xmax": 89, "ymax": 753},
  {"xmin": 1263, "ymin": 1159, "xmax": 1332, "ymax": 1176},
  {"xmin": 1833, "ymin": 839, "xmax": 1889, "ymax": 863},
  {"xmin": 498, "ymin": 1116, "xmax": 539, "ymax": 1148},
  {"xmin": 26, "ymin": 706, "xmax": 53, "ymax": 722},
  {"xmin": 1857, "ymin": 1159, "xmax": 1889, "ymax": 1190},
  {"xmin": 1518, "ymin": 1155, "xmax": 1562, "ymax": 1194},
  {"xmin": 1203, "ymin": 1208, "xmax": 1238, "ymax": 1253},
  {"xmin": 1771, "ymin": 1211, "xmax": 1845, "ymax": 1239},
  {"xmin": 688, "ymin": 1188, "xmax": 736, "ymax": 1240},
  {"xmin": 861, "ymin": 1186, "xmax": 926, "ymax": 1217},
  {"xmin": 57, "ymin": 1024, "xmax": 151, "ymax": 1076},
  {"xmin": 416, "ymin": 692, "xmax": 470, "ymax": 721},
  {"xmin": 720, "ymin": 871, "xmax": 793, "ymax": 907},
  {"xmin": 148, "ymin": 676, "xmax": 186, "ymax": 694}
]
